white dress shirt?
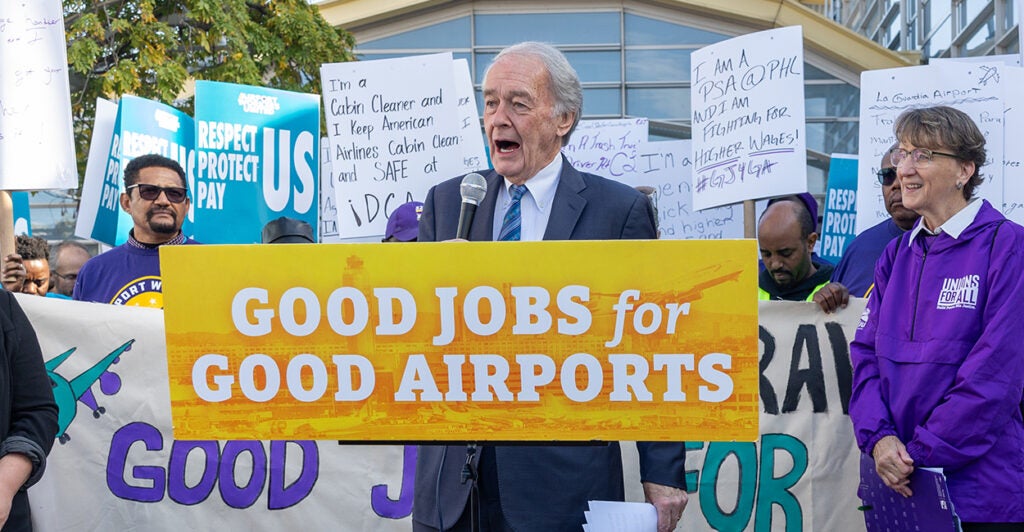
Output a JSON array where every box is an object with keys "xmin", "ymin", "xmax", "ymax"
[{"xmin": 491, "ymin": 155, "xmax": 563, "ymax": 242}]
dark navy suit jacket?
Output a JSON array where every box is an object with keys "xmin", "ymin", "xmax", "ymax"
[{"xmin": 412, "ymin": 157, "xmax": 687, "ymax": 531}]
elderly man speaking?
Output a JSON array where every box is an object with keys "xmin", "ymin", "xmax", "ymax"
[{"xmin": 414, "ymin": 42, "xmax": 688, "ymax": 532}]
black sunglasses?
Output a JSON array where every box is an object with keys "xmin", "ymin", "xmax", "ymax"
[
  {"xmin": 876, "ymin": 167, "xmax": 897, "ymax": 187},
  {"xmin": 127, "ymin": 184, "xmax": 188, "ymax": 203}
]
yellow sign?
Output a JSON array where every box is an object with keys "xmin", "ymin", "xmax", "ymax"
[{"xmin": 161, "ymin": 240, "xmax": 759, "ymax": 441}]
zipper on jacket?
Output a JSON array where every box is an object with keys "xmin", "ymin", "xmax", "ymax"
[{"xmin": 908, "ymin": 246, "xmax": 927, "ymax": 341}]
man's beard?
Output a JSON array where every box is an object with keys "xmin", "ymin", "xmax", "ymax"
[
  {"xmin": 147, "ymin": 208, "xmax": 179, "ymax": 234},
  {"xmin": 770, "ymin": 268, "xmax": 794, "ymax": 288}
]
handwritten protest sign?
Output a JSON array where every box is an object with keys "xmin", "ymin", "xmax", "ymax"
[
  {"xmin": 321, "ymin": 53, "xmax": 464, "ymax": 239},
  {"xmin": 0, "ymin": 0, "xmax": 77, "ymax": 190},
  {"xmin": 194, "ymin": 81, "xmax": 320, "ymax": 243},
  {"xmin": 319, "ymin": 137, "xmax": 343, "ymax": 243},
  {"xmin": 162, "ymin": 240, "xmax": 759, "ymax": 442},
  {"xmin": 562, "ymin": 121, "xmax": 741, "ymax": 239},
  {"xmin": 562, "ymin": 118, "xmax": 648, "ymax": 179},
  {"xmin": 819, "ymin": 154, "xmax": 858, "ymax": 263},
  {"xmin": 690, "ymin": 26, "xmax": 806, "ymax": 210},
  {"xmin": 88, "ymin": 96, "xmax": 195, "ymax": 246},
  {"xmin": 635, "ymin": 140, "xmax": 743, "ymax": 240},
  {"xmin": 1003, "ymin": 67, "xmax": 1024, "ymax": 224},
  {"xmin": 453, "ymin": 58, "xmax": 487, "ymax": 174},
  {"xmin": 857, "ymin": 62, "xmax": 1005, "ymax": 233}
]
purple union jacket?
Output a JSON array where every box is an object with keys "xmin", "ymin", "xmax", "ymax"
[{"xmin": 849, "ymin": 200, "xmax": 1024, "ymax": 522}]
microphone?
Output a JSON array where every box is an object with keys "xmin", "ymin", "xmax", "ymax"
[{"xmin": 456, "ymin": 173, "xmax": 487, "ymax": 240}]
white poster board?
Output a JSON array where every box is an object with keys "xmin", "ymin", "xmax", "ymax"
[
  {"xmin": 1002, "ymin": 67, "xmax": 1024, "ymax": 224},
  {"xmin": 318, "ymin": 136, "xmax": 343, "ymax": 243},
  {"xmin": 0, "ymin": 0, "xmax": 78, "ymax": 189},
  {"xmin": 321, "ymin": 53, "xmax": 464, "ymax": 239},
  {"xmin": 690, "ymin": 26, "xmax": 807, "ymax": 210},
  {"xmin": 562, "ymin": 118, "xmax": 649, "ymax": 178},
  {"xmin": 857, "ymin": 63, "xmax": 1006, "ymax": 233},
  {"xmin": 635, "ymin": 140, "xmax": 743, "ymax": 240},
  {"xmin": 452, "ymin": 58, "xmax": 488, "ymax": 174}
]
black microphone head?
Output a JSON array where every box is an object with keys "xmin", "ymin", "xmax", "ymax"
[{"xmin": 460, "ymin": 173, "xmax": 487, "ymax": 206}]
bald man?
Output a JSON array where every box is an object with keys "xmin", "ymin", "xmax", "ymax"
[{"xmin": 758, "ymin": 196, "xmax": 849, "ymax": 312}]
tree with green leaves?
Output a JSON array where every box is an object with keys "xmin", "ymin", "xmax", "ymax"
[{"xmin": 63, "ymin": 0, "xmax": 354, "ymax": 185}]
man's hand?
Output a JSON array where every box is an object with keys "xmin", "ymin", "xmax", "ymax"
[
  {"xmin": 812, "ymin": 282, "xmax": 849, "ymax": 313},
  {"xmin": 643, "ymin": 481, "xmax": 688, "ymax": 532},
  {"xmin": 1, "ymin": 254, "xmax": 25, "ymax": 293},
  {"xmin": 872, "ymin": 435, "xmax": 914, "ymax": 497}
]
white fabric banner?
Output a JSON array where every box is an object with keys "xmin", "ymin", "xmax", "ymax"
[{"xmin": 20, "ymin": 295, "xmax": 866, "ymax": 531}]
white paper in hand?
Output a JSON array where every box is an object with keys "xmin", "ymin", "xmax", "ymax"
[{"xmin": 584, "ymin": 500, "xmax": 658, "ymax": 532}]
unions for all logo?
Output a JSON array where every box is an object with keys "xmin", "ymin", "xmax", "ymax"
[{"xmin": 937, "ymin": 274, "xmax": 980, "ymax": 310}]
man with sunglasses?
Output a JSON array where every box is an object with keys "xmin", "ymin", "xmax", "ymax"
[
  {"xmin": 74, "ymin": 154, "xmax": 197, "ymax": 308},
  {"xmin": 831, "ymin": 145, "xmax": 920, "ymax": 297}
]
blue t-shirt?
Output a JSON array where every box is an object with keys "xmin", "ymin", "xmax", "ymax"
[
  {"xmin": 831, "ymin": 218, "xmax": 905, "ymax": 297},
  {"xmin": 73, "ymin": 235, "xmax": 198, "ymax": 308}
]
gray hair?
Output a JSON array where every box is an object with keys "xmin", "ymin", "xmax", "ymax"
[{"xmin": 490, "ymin": 42, "xmax": 583, "ymax": 145}]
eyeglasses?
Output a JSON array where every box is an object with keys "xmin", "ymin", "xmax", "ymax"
[
  {"xmin": 52, "ymin": 271, "xmax": 77, "ymax": 282},
  {"xmin": 876, "ymin": 167, "xmax": 897, "ymax": 186},
  {"xmin": 127, "ymin": 184, "xmax": 188, "ymax": 203},
  {"xmin": 888, "ymin": 147, "xmax": 959, "ymax": 168}
]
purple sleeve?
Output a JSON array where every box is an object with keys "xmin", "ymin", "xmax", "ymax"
[
  {"xmin": 848, "ymin": 239, "xmax": 899, "ymax": 455},
  {"xmin": 905, "ymin": 226, "xmax": 1024, "ymax": 468}
]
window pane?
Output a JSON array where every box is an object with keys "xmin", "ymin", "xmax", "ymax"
[
  {"xmin": 957, "ymin": 0, "xmax": 989, "ymax": 29},
  {"xmin": 625, "ymin": 14, "xmax": 728, "ymax": 45},
  {"xmin": 358, "ymin": 17, "xmax": 470, "ymax": 50},
  {"xmin": 963, "ymin": 18, "xmax": 996, "ymax": 55},
  {"xmin": 626, "ymin": 87, "xmax": 690, "ymax": 120},
  {"xmin": 476, "ymin": 51, "xmax": 620, "ymax": 83},
  {"xmin": 805, "ymin": 84, "xmax": 860, "ymax": 118},
  {"xmin": 582, "ymin": 88, "xmax": 622, "ymax": 116},
  {"xmin": 358, "ymin": 52, "xmax": 471, "ymax": 64},
  {"xmin": 806, "ymin": 122, "xmax": 859, "ymax": 154},
  {"xmin": 625, "ymin": 49, "xmax": 692, "ymax": 82},
  {"xmin": 475, "ymin": 53, "xmax": 497, "ymax": 83},
  {"xmin": 924, "ymin": 1, "xmax": 953, "ymax": 56},
  {"xmin": 475, "ymin": 13, "xmax": 620, "ymax": 46},
  {"xmin": 569, "ymin": 52, "xmax": 622, "ymax": 83}
]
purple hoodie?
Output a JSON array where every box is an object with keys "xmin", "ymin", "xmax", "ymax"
[{"xmin": 849, "ymin": 200, "xmax": 1024, "ymax": 522}]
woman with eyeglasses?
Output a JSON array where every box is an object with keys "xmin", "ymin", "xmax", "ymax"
[{"xmin": 849, "ymin": 106, "xmax": 1024, "ymax": 529}]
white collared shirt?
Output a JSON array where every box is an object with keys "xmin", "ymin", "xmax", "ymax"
[
  {"xmin": 492, "ymin": 155, "xmax": 563, "ymax": 241},
  {"xmin": 907, "ymin": 198, "xmax": 983, "ymax": 245}
]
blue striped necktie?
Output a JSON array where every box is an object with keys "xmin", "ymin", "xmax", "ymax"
[{"xmin": 498, "ymin": 184, "xmax": 527, "ymax": 241}]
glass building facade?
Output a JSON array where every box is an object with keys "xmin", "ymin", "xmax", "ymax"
[
  {"xmin": 831, "ymin": 0, "xmax": 1020, "ymax": 59},
  {"xmin": 354, "ymin": 8, "xmax": 864, "ymax": 194}
]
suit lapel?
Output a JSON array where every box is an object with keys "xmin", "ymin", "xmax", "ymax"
[
  {"xmin": 543, "ymin": 157, "xmax": 587, "ymax": 240},
  {"xmin": 469, "ymin": 170, "xmax": 502, "ymax": 242}
]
